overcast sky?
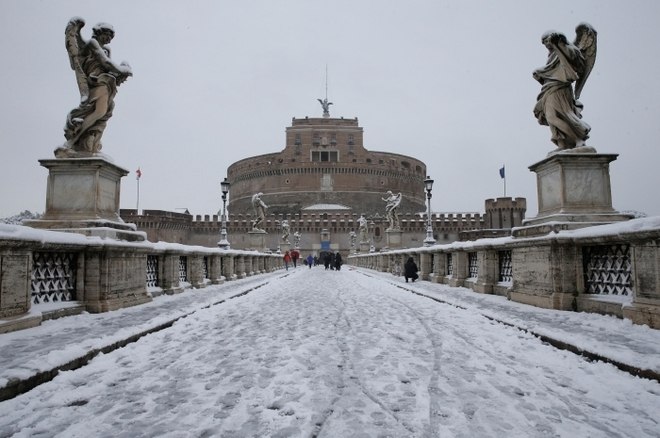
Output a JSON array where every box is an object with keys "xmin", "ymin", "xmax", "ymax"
[{"xmin": 1, "ymin": 0, "xmax": 659, "ymax": 219}]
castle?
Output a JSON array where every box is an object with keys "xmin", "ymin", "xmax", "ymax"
[{"xmin": 121, "ymin": 105, "xmax": 526, "ymax": 253}]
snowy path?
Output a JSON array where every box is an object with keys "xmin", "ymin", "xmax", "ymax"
[{"xmin": 1, "ymin": 267, "xmax": 659, "ymax": 437}]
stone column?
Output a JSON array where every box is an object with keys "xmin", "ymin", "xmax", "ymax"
[
  {"xmin": 474, "ymin": 250, "xmax": 498, "ymax": 294},
  {"xmin": 235, "ymin": 256, "xmax": 246, "ymax": 279},
  {"xmin": 448, "ymin": 251, "xmax": 468, "ymax": 287},
  {"xmin": 244, "ymin": 255, "xmax": 254, "ymax": 276},
  {"xmin": 420, "ymin": 253, "xmax": 433, "ymax": 281},
  {"xmin": 222, "ymin": 255, "xmax": 236, "ymax": 281},
  {"xmin": 209, "ymin": 254, "xmax": 224, "ymax": 284},
  {"xmin": 624, "ymin": 240, "xmax": 660, "ymax": 328},
  {"xmin": 161, "ymin": 252, "xmax": 183, "ymax": 294}
]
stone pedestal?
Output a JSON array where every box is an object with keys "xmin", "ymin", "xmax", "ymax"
[
  {"xmin": 248, "ymin": 229, "xmax": 267, "ymax": 251},
  {"xmin": 279, "ymin": 242, "xmax": 291, "ymax": 254},
  {"xmin": 359, "ymin": 242, "xmax": 371, "ymax": 253},
  {"xmin": 25, "ymin": 157, "xmax": 145, "ymax": 241},
  {"xmin": 513, "ymin": 151, "xmax": 631, "ymax": 237},
  {"xmin": 385, "ymin": 229, "xmax": 403, "ymax": 249}
]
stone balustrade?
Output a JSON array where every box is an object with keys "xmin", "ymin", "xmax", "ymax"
[
  {"xmin": 347, "ymin": 217, "xmax": 660, "ymax": 329},
  {"xmin": 0, "ymin": 224, "xmax": 283, "ymax": 333}
]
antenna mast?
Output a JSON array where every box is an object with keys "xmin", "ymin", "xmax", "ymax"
[{"xmin": 318, "ymin": 65, "xmax": 333, "ymax": 118}]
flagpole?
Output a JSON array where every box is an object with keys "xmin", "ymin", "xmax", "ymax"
[{"xmin": 136, "ymin": 168, "xmax": 141, "ymax": 214}]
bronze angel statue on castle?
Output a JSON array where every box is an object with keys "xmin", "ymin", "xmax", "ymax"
[
  {"xmin": 533, "ymin": 23, "xmax": 597, "ymax": 151},
  {"xmin": 56, "ymin": 17, "xmax": 132, "ymax": 157}
]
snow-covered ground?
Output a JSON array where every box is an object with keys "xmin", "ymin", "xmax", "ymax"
[{"xmin": 1, "ymin": 266, "xmax": 659, "ymax": 437}]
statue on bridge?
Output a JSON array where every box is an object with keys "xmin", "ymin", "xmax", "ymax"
[
  {"xmin": 382, "ymin": 191, "xmax": 402, "ymax": 231},
  {"xmin": 251, "ymin": 193, "xmax": 268, "ymax": 231},
  {"xmin": 281, "ymin": 220, "xmax": 290, "ymax": 243},
  {"xmin": 533, "ymin": 23, "xmax": 597, "ymax": 151},
  {"xmin": 358, "ymin": 215, "xmax": 369, "ymax": 243},
  {"xmin": 56, "ymin": 17, "xmax": 132, "ymax": 157}
]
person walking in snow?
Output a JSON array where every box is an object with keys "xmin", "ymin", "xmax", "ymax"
[
  {"xmin": 404, "ymin": 256, "xmax": 419, "ymax": 283},
  {"xmin": 306, "ymin": 254, "xmax": 314, "ymax": 268},
  {"xmin": 291, "ymin": 249, "xmax": 300, "ymax": 268},
  {"xmin": 334, "ymin": 252, "xmax": 343, "ymax": 271},
  {"xmin": 283, "ymin": 250, "xmax": 291, "ymax": 270}
]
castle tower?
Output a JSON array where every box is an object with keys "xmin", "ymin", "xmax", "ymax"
[
  {"xmin": 484, "ymin": 197, "xmax": 527, "ymax": 229},
  {"xmin": 227, "ymin": 106, "xmax": 427, "ymax": 217}
]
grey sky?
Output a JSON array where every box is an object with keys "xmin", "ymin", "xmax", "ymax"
[{"xmin": 1, "ymin": 0, "xmax": 659, "ymax": 219}]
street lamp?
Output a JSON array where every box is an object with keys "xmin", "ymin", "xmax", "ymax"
[
  {"xmin": 217, "ymin": 177, "xmax": 230, "ymax": 249},
  {"xmin": 423, "ymin": 176, "xmax": 436, "ymax": 246}
]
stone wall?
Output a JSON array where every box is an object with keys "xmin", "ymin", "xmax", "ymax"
[
  {"xmin": 0, "ymin": 225, "xmax": 283, "ymax": 334},
  {"xmin": 348, "ymin": 217, "xmax": 660, "ymax": 330}
]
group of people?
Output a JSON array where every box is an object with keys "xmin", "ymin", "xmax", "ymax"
[
  {"xmin": 282, "ymin": 249, "xmax": 300, "ymax": 270},
  {"xmin": 282, "ymin": 250, "xmax": 343, "ymax": 271}
]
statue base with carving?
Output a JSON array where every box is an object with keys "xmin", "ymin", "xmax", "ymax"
[
  {"xmin": 247, "ymin": 229, "xmax": 268, "ymax": 252},
  {"xmin": 279, "ymin": 242, "xmax": 291, "ymax": 254},
  {"xmin": 359, "ymin": 242, "xmax": 371, "ymax": 253},
  {"xmin": 385, "ymin": 229, "xmax": 403, "ymax": 249},
  {"xmin": 513, "ymin": 150, "xmax": 631, "ymax": 237},
  {"xmin": 25, "ymin": 157, "xmax": 145, "ymax": 241}
]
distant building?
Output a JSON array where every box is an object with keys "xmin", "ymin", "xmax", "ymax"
[
  {"xmin": 121, "ymin": 105, "xmax": 525, "ymax": 252},
  {"xmin": 227, "ymin": 115, "xmax": 427, "ymax": 216}
]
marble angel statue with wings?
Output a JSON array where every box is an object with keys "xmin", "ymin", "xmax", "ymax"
[
  {"xmin": 57, "ymin": 17, "xmax": 132, "ymax": 157},
  {"xmin": 533, "ymin": 23, "xmax": 597, "ymax": 151}
]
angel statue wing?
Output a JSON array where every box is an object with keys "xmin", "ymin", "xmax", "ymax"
[
  {"xmin": 65, "ymin": 17, "xmax": 89, "ymax": 102},
  {"xmin": 573, "ymin": 22, "xmax": 597, "ymax": 100}
]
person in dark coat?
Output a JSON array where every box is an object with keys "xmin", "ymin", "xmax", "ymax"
[
  {"xmin": 323, "ymin": 252, "xmax": 332, "ymax": 270},
  {"xmin": 334, "ymin": 252, "xmax": 343, "ymax": 271},
  {"xmin": 404, "ymin": 257, "xmax": 419, "ymax": 282}
]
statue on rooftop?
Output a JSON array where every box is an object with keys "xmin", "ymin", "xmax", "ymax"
[
  {"xmin": 317, "ymin": 97, "xmax": 333, "ymax": 117},
  {"xmin": 56, "ymin": 17, "xmax": 132, "ymax": 158},
  {"xmin": 533, "ymin": 23, "xmax": 597, "ymax": 151}
]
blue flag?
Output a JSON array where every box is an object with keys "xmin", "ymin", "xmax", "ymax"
[{"xmin": 499, "ymin": 166, "xmax": 505, "ymax": 179}]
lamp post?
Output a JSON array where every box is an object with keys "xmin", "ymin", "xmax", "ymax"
[
  {"xmin": 423, "ymin": 176, "xmax": 436, "ymax": 246},
  {"xmin": 217, "ymin": 178, "xmax": 230, "ymax": 249}
]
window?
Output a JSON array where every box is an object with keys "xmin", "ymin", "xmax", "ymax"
[{"xmin": 311, "ymin": 151, "xmax": 339, "ymax": 162}]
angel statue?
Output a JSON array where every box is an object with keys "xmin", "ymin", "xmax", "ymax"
[
  {"xmin": 293, "ymin": 231, "xmax": 301, "ymax": 248},
  {"xmin": 357, "ymin": 214, "xmax": 369, "ymax": 243},
  {"xmin": 317, "ymin": 97, "xmax": 333, "ymax": 117},
  {"xmin": 533, "ymin": 23, "xmax": 597, "ymax": 151},
  {"xmin": 56, "ymin": 17, "xmax": 132, "ymax": 157},
  {"xmin": 251, "ymin": 192, "xmax": 268, "ymax": 231},
  {"xmin": 382, "ymin": 191, "xmax": 402, "ymax": 230},
  {"xmin": 281, "ymin": 220, "xmax": 290, "ymax": 242}
]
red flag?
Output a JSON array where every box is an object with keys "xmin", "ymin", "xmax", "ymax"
[{"xmin": 136, "ymin": 167, "xmax": 142, "ymax": 179}]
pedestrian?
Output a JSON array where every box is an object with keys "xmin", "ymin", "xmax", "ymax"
[
  {"xmin": 334, "ymin": 252, "xmax": 343, "ymax": 271},
  {"xmin": 323, "ymin": 252, "xmax": 331, "ymax": 270},
  {"xmin": 283, "ymin": 250, "xmax": 291, "ymax": 270},
  {"xmin": 306, "ymin": 254, "xmax": 314, "ymax": 268},
  {"xmin": 291, "ymin": 249, "xmax": 300, "ymax": 268},
  {"xmin": 404, "ymin": 256, "xmax": 419, "ymax": 283}
]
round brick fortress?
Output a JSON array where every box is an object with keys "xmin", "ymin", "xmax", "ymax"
[{"xmin": 227, "ymin": 116, "xmax": 427, "ymax": 216}]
